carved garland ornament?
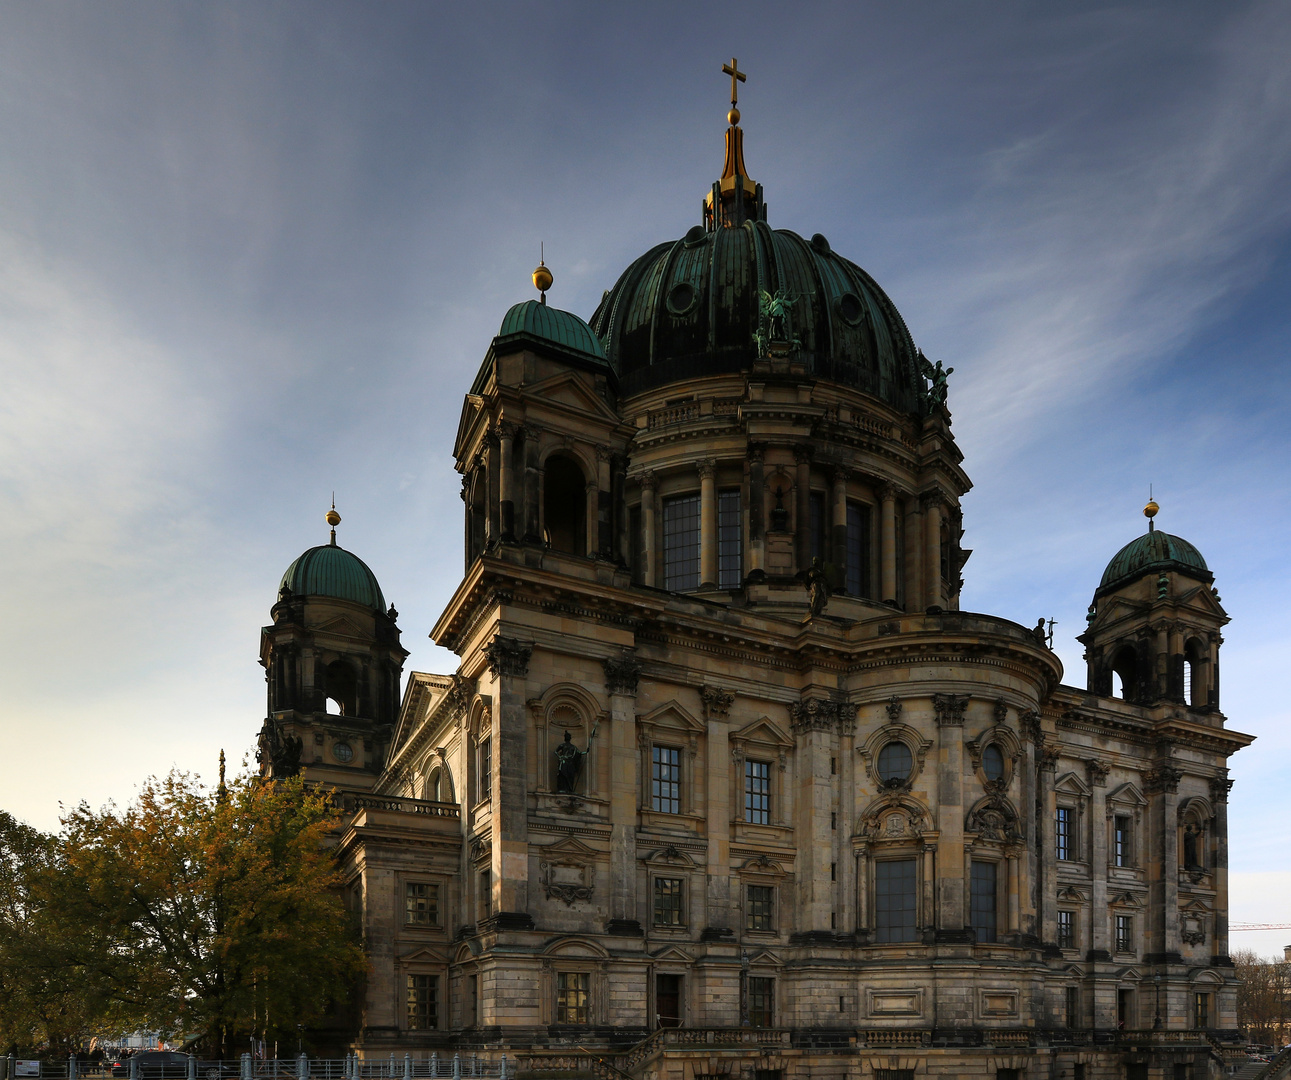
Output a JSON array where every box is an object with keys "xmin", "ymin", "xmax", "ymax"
[{"xmin": 790, "ymin": 697, "xmax": 857, "ymax": 736}]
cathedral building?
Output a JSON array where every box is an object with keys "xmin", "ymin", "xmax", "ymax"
[{"xmin": 256, "ymin": 67, "xmax": 1253, "ymax": 1080}]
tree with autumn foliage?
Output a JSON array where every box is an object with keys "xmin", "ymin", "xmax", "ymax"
[{"xmin": 15, "ymin": 769, "xmax": 365, "ymax": 1054}]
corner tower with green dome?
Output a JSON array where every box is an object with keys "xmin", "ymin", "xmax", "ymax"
[{"xmin": 257, "ymin": 504, "xmax": 408, "ymax": 789}]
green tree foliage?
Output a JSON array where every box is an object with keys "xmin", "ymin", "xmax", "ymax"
[
  {"xmin": 2, "ymin": 772, "xmax": 366, "ymax": 1055},
  {"xmin": 1233, "ymin": 949, "xmax": 1291, "ymax": 1046}
]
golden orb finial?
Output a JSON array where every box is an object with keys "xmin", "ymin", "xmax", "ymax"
[
  {"xmin": 327, "ymin": 496, "xmax": 341, "ymax": 545},
  {"xmin": 533, "ymin": 243, "xmax": 553, "ymax": 304},
  {"xmin": 728, "ymin": 106, "xmax": 740, "ymax": 126},
  {"xmin": 1144, "ymin": 495, "xmax": 1159, "ymax": 532}
]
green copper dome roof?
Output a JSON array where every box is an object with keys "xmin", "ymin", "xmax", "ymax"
[
  {"xmin": 279, "ymin": 544, "xmax": 386, "ymax": 611},
  {"xmin": 1097, "ymin": 528, "xmax": 1211, "ymax": 596},
  {"xmin": 497, "ymin": 300, "xmax": 607, "ymax": 361}
]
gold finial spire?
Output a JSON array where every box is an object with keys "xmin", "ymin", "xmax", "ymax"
[
  {"xmin": 532, "ymin": 242, "xmax": 553, "ymax": 305},
  {"xmin": 326, "ymin": 495, "xmax": 341, "ymax": 545},
  {"xmin": 722, "ymin": 57, "xmax": 746, "ymax": 125},
  {"xmin": 1144, "ymin": 487, "xmax": 1159, "ymax": 532}
]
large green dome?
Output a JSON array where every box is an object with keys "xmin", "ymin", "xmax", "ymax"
[
  {"xmin": 589, "ymin": 221, "xmax": 925, "ymax": 409},
  {"xmin": 1097, "ymin": 528, "xmax": 1211, "ymax": 597},
  {"xmin": 279, "ymin": 544, "xmax": 386, "ymax": 611}
]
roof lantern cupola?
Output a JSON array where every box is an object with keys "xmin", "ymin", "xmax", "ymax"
[{"xmin": 704, "ymin": 57, "xmax": 767, "ymax": 231}]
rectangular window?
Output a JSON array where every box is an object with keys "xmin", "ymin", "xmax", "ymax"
[
  {"xmin": 874, "ymin": 1073, "xmax": 914, "ymax": 1080},
  {"xmin": 1194, "ymin": 992, "xmax": 1210, "ymax": 1029},
  {"xmin": 970, "ymin": 860, "xmax": 998, "ymax": 943},
  {"xmin": 653, "ymin": 877, "xmax": 684, "ymax": 927},
  {"xmin": 717, "ymin": 488, "xmax": 743, "ymax": 589},
  {"xmin": 1057, "ymin": 910, "xmax": 1074, "ymax": 949},
  {"xmin": 1066, "ymin": 985, "xmax": 1080, "ymax": 1029},
  {"xmin": 467, "ymin": 973, "xmax": 478, "ymax": 1027},
  {"xmin": 556, "ymin": 971, "xmax": 589, "ymax": 1024},
  {"xmin": 744, "ymin": 759, "xmax": 770, "ymax": 824},
  {"xmin": 1115, "ymin": 914, "xmax": 1133, "ymax": 953},
  {"xmin": 1056, "ymin": 807, "xmax": 1073, "ymax": 860},
  {"xmin": 406, "ymin": 973, "xmax": 438, "ymax": 1030},
  {"xmin": 845, "ymin": 501, "xmax": 871, "ymax": 597},
  {"xmin": 630, "ymin": 505, "xmax": 643, "ymax": 585},
  {"xmin": 405, "ymin": 882, "xmax": 440, "ymax": 926},
  {"xmin": 662, "ymin": 493, "xmax": 701, "ymax": 591},
  {"xmin": 477, "ymin": 737, "xmax": 491, "ymax": 802},
  {"xmin": 651, "ymin": 745, "xmax": 681, "ymax": 814},
  {"xmin": 477, "ymin": 869, "xmax": 491, "ymax": 923},
  {"xmin": 809, "ymin": 491, "xmax": 826, "ymax": 562},
  {"xmin": 874, "ymin": 858, "xmax": 917, "ymax": 943},
  {"xmin": 746, "ymin": 884, "xmax": 774, "ymax": 932},
  {"xmin": 1114, "ymin": 815, "xmax": 1131, "ymax": 867},
  {"xmin": 747, "ymin": 976, "xmax": 774, "ymax": 1027}
]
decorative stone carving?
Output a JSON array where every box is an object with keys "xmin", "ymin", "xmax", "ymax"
[
  {"xmin": 790, "ymin": 697, "xmax": 857, "ymax": 736},
  {"xmin": 697, "ymin": 458, "xmax": 717, "ymax": 480},
  {"xmin": 639, "ymin": 470, "xmax": 658, "ymax": 492},
  {"xmin": 1145, "ymin": 765, "xmax": 1183, "ymax": 795},
  {"xmin": 933, "ymin": 693, "xmax": 968, "ymax": 726},
  {"xmin": 966, "ymin": 795, "xmax": 1020, "ymax": 843},
  {"xmin": 539, "ymin": 838, "xmax": 596, "ymax": 906},
  {"xmin": 469, "ymin": 833, "xmax": 492, "ymax": 863},
  {"xmin": 1085, "ymin": 760, "xmax": 1110, "ymax": 787},
  {"xmin": 1040, "ymin": 746, "xmax": 1061, "ymax": 772},
  {"xmin": 602, "ymin": 652, "xmax": 641, "ymax": 697},
  {"xmin": 885, "ymin": 695, "xmax": 903, "ymax": 723},
  {"xmin": 701, "ymin": 686, "xmax": 735, "ymax": 720},
  {"xmin": 484, "ymin": 636, "xmax": 532, "ymax": 678},
  {"xmin": 1020, "ymin": 709, "xmax": 1042, "ymax": 744},
  {"xmin": 993, "ymin": 699, "xmax": 1008, "ymax": 724},
  {"xmin": 256, "ymin": 718, "xmax": 303, "ymax": 778},
  {"xmin": 859, "ymin": 794, "xmax": 931, "ymax": 840},
  {"xmin": 1209, "ymin": 775, "xmax": 1233, "ymax": 803}
]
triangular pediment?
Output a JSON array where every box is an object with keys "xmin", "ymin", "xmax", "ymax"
[
  {"xmin": 399, "ymin": 945, "xmax": 448, "ymax": 964},
  {"xmin": 731, "ymin": 716, "xmax": 792, "ymax": 749},
  {"xmin": 651, "ymin": 946, "xmax": 694, "ymax": 964},
  {"xmin": 1055, "ymin": 771, "xmax": 1092, "ymax": 797},
  {"xmin": 539, "ymin": 835, "xmax": 599, "ymax": 861},
  {"xmin": 389, "ymin": 672, "xmax": 454, "ymax": 759},
  {"xmin": 313, "ymin": 614, "xmax": 368, "ymax": 639},
  {"xmin": 453, "ymin": 392, "xmax": 487, "ymax": 461},
  {"xmin": 1107, "ymin": 782, "xmax": 1148, "ymax": 807},
  {"xmin": 745, "ymin": 949, "xmax": 783, "ymax": 968},
  {"xmin": 638, "ymin": 700, "xmax": 705, "ymax": 734},
  {"xmin": 523, "ymin": 370, "xmax": 620, "ymax": 425}
]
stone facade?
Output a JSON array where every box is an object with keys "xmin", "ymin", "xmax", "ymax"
[{"xmin": 258, "ymin": 114, "xmax": 1254, "ymax": 1080}]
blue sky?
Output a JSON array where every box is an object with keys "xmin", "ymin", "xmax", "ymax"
[{"xmin": 1, "ymin": 2, "xmax": 1288, "ymax": 955}]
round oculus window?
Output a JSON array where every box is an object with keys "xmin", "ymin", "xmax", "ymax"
[
  {"xmin": 836, "ymin": 292, "xmax": 865, "ymax": 326},
  {"xmin": 982, "ymin": 744, "xmax": 1005, "ymax": 781},
  {"xmin": 332, "ymin": 741, "xmax": 354, "ymax": 763},
  {"xmin": 877, "ymin": 741, "xmax": 913, "ymax": 783},
  {"xmin": 666, "ymin": 281, "xmax": 698, "ymax": 316}
]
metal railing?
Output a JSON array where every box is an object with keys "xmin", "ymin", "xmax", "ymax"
[{"xmin": 2, "ymin": 1057, "xmax": 509, "ymax": 1080}]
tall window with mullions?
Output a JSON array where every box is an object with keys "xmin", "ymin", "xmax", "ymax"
[
  {"xmin": 663, "ymin": 494, "xmax": 700, "ymax": 591},
  {"xmin": 874, "ymin": 858, "xmax": 917, "ymax": 942},
  {"xmin": 651, "ymin": 745, "xmax": 681, "ymax": 814},
  {"xmin": 717, "ymin": 489, "xmax": 743, "ymax": 588},
  {"xmin": 845, "ymin": 501, "xmax": 871, "ymax": 597},
  {"xmin": 744, "ymin": 760, "xmax": 770, "ymax": 824},
  {"xmin": 970, "ymin": 860, "xmax": 998, "ymax": 942}
]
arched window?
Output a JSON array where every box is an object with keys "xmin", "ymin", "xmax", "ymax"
[
  {"xmin": 1184, "ymin": 637, "xmax": 1206, "ymax": 707},
  {"xmin": 543, "ymin": 455, "xmax": 587, "ymax": 556},
  {"xmin": 1111, "ymin": 644, "xmax": 1138, "ymax": 702},
  {"xmin": 325, "ymin": 659, "xmax": 358, "ymax": 716},
  {"xmin": 466, "ymin": 470, "xmax": 486, "ymax": 565}
]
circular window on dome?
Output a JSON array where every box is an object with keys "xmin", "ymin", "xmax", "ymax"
[
  {"xmin": 982, "ymin": 744, "xmax": 1005, "ymax": 782},
  {"xmin": 666, "ymin": 281, "xmax": 698, "ymax": 316},
  {"xmin": 836, "ymin": 292, "xmax": 866, "ymax": 327},
  {"xmin": 683, "ymin": 224, "xmax": 707, "ymax": 247},
  {"xmin": 332, "ymin": 741, "xmax": 354, "ymax": 764},
  {"xmin": 877, "ymin": 741, "xmax": 913, "ymax": 785}
]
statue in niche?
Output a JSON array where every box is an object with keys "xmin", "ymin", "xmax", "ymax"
[
  {"xmin": 800, "ymin": 557, "xmax": 831, "ymax": 618},
  {"xmin": 554, "ymin": 728, "xmax": 596, "ymax": 794}
]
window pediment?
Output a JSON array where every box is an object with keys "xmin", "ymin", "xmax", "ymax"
[
  {"xmin": 730, "ymin": 716, "xmax": 792, "ymax": 750},
  {"xmin": 1107, "ymin": 781, "xmax": 1148, "ymax": 808},
  {"xmin": 1054, "ymin": 771, "xmax": 1092, "ymax": 798}
]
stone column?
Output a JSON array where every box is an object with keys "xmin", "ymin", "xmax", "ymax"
[
  {"xmin": 1007, "ymin": 849, "xmax": 1021, "ymax": 934},
  {"xmin": 1036, "ymin": 727, "xmax": 1059, "ymax": 945},
  {"xmin": 1087, "ymin": 760, "xmax": 1110, "ymax": 956},
  {"xmin": 612, "ymin": 454, "xmax": 628, "ymax": 565},
  {"xmin": 923, "ymin": 493, "xmax": 943, "ymax": 610},
  {"xmin": 699, "ymin": 459, "xmax": 718, "ymax": 588},
  {"xmin": 1155, "ymin": 622, "xmax": 1170, "ymax": 701},
  {"xmin": 485, "ymin": 430, "xmax": 500, "ymax": 546},
  {"xmin": 933, "ymin": 693, "xmax": 969, "ymax": 936},
  {"xmin": 794, "ymin": 446, "xmax": 812, "ymax": 572},
  {"xmin": 596, "ymin": 446, "xmax": 613, "ymax": 559},
  {"xmin": 747, "ymin": 444, "xmax": 765, "ymax": 576},
  {"xmin": 879, "ymin": 484, "xmax": 897, "ymax": 604},
  {"xmin": 702, "ymin": 687, "xmax": 735, "ymax": 934},
  {"xmin": 856, "ymin": 847, "xmax": 870, "ymax": 934},
  {"xmin": 640, "ymin": 472, "xmax": 658, "ymax": 588},
  {"xmin": 904, "ymin": 498, "xmax": 923, "ymax": 614},
  {"xmin": 1210, "ymin": 775, "xmax": 1232, "ymax": 963},
  {"xmin": 831, "ymin": 467, "xmax": 848, "ymax": 585},
  {"xmin": 522, "ymin": 429, "xmax": 541, "ymax": 543},
  {"xmin": 1209, "ymin": 633, "xmax": 1222, "ymax": 710},
  {"xmin": 1168, "ymin": 623, "xmax": 1185, "ymax": 703},
  {"xmin": 585, "ymin": 479, "xmax": 599, "ymax": 558},
  {"xmin": 603, "ymin": 652, "xmax": 641, "ymax": 933},
  {"xmin": 1149, "ymin": 762, "xmax": 1183, "ymax": 964},
  {"xmin": 499, "ymin": 422, "xmax": 517, "ymax": 542},
  {"xmin": 483, "ymin": 635, "xmax": 534, "ymax": 924}
]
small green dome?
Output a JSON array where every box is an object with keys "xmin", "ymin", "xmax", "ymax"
[
  {"xmin": 1097, "ymin": 529, "xmax": 1210, "ymax": 596},
  {"xmin": 279, "ymin": 544, "xmax": 386, "ymax": 610},
  {"xmin": 497, "ymin": 300, "xmax": 607, "ymax": 362}
]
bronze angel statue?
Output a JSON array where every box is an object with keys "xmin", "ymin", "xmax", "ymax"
[{"xmin": 917, "ymin": 350, "xmax": 954, "ymax": 407}]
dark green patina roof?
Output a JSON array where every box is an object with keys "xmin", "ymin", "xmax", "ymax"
[
  {"xmin": 589, "ymin": 222, "xmax": 925, "ymax": 410},
  {"xmin": 280, "ymin": 544, "xmax": 386, "ymax": 611},
  {"xmin": 1097, "ymin": 528, "xmax": 1211, "ymax": 596},
  {"xmin": 497, "ymin": 300, "xmax": 607, "ymax": 361}
]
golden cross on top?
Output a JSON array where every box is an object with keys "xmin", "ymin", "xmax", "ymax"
[{"xmin": 722, "ymin": 57, "xmax": 746, "ymax": 107}]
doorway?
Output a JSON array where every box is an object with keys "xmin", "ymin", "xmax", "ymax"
[{"xmin": 656, "ymin": 974, "xmax": 682, "ymax": 1028}]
